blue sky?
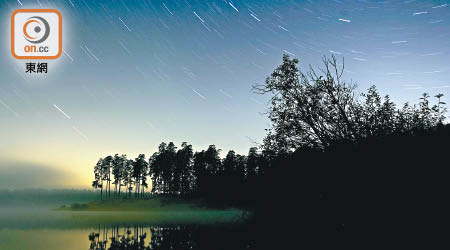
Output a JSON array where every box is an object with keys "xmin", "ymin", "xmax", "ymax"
[{"xmin": 0, "ymin": 0, "xmax": 449, "ymax": 188}]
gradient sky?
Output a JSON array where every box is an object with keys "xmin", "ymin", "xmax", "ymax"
[{"xmin": 0, "ymin": 0, "xmax": 449, "ymax": 188}]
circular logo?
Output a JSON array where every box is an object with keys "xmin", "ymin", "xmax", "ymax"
[{"xmin": 23, "ymin": 16, "xmax": 50, "ymax": 44}]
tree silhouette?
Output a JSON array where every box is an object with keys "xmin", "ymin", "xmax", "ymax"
[
  {"xmin": 163, "ymin": 143, "xmax": 177, "ymax": 195},
  {"xmin": 149, "ymin": 142, "xmax": 170, "ymax": 195},
  {"xmin": 133, "ymin": 154, "xmax": 148, "ymax": 198},
  {"xmin": 175, "ymin": 142, "xmax": 194, "ymax": 196},
  {"xmin": 112, "ymin": 154, "xmax": 126, "ymax": 199},
  {"xmin": 101, "ymin": 156, "xmax": 113, "ymax": 199},
  {"xmin": 253, "ymin": 54, "xmax": 446, "ymax": 152},
  {"xmin": 92, "ymin": 158, "xmax": 104, "ymax": 200}
]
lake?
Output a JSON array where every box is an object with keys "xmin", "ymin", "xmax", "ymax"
[
  {"xmin": 0, "ymin": 207, "xmax": 255, "ymax": 250},
  {"xmin": 0, "ymin": 225, "xmax": 256, "ymax": 250}
]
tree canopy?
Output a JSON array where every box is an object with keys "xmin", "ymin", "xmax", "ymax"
[{"xmin": 253, "ymin": 54, "xmax": 446, "ymax": 152}]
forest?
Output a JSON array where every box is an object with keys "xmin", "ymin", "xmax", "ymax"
[
  {"xmin": 92, "ymin": 145, "xmax": 265, "ymax": 204},
  {"xmin": 91, "ymin": 55, "xmax": 450, "ymax": 239},
  {"xmin": 93, "ymin": 55, "xmax": 447, "ymax": 198}
]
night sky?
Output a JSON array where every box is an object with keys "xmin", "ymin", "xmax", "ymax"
[{"xmin": 0, "ymin": 0, "xmax": 449, "ymax": 188}]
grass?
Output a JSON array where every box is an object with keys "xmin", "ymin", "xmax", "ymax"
[{"xmin": 57, "ymin": 197, "xmax": 207, "ymax": 212}]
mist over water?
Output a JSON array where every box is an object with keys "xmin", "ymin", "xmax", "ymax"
[{"xmin": 0, "ymin": 190, "xmax": 252, "ymax": 250}]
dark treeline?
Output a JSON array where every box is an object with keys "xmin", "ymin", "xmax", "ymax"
[
  {"xmin": 92, "ymin": 143, "xmax": 266, "ymax": 204},
  {"xmin": 250, "ymin": 55, "xmax": 449, "ymax": 246},
  {"xmin": 93, "ymin": 55, "xmax": 447, "ymax": 202}
]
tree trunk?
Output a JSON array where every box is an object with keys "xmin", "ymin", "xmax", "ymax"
[
  {"xmin": 118, "ymin": 181, "xmax": 121, "ymax": 199},
  {"xmin": 108, "ymin": 172, "xmax": 111, "ymax": 198},
  {"xmin": 135, "ymin": 177, "xmax": 140, "ymax": 198}
]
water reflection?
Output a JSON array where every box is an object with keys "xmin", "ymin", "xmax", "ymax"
[
  {"xmin": 87, "ymin": 225, "xmax": 253, "ymax": 250},
  {"xmin": 89, "ymin": 226, "xmax": 150, "ymax": 250}
]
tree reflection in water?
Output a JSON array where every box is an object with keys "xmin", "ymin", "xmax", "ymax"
[
  {"xmin": 88, "ymin": 226, "xmax": 149, "ymax": 250},
  {"xmin": 88, "ymin": 225, "xmax": 254, "ymax": 250}
]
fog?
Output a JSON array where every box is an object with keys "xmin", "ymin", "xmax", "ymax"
[{"xmin": 0, "ymin": 161, "xmax": 84, "ymax": 189}]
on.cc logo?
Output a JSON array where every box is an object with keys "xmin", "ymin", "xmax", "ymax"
[{"xmin": 11, "ymin": 9, "xmax": 62, "ymax": 59}]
